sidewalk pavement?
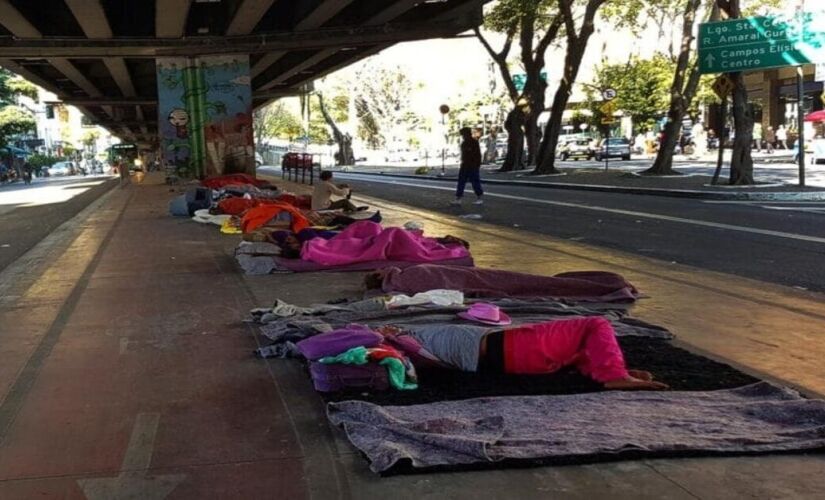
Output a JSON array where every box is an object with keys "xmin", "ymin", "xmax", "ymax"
[
  {"xmin": 1, "ymin": 173, "xmax": 824, "ymax": 498},
  {"xmin": 336, "ymin": 161, "xmax": 825, "ymax": 200}
]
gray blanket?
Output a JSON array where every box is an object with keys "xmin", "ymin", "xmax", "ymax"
[
  {"xmin": 257, "ymin": 299, "xmax": 672, "ymax": 358},
  {"xmin": 328, "ymin": 382, "xmax": 825, "ymax": 473}
]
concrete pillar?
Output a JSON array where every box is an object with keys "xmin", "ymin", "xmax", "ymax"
[{"xmin": 156, "ymin": 55, "xmax": 254, "ymax": 178}]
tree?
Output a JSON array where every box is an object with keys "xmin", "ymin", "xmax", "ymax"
[
  {"xmin": 476, "ymin": 0, "xmax": 563, "ymax": 170},
  {"xmin": 317, "ymin": 92, "xmax": 354, "ymax": 165},
  {"xmin": 587, "ymin": 55, "xmax": 675, "ymax": 132},
  {"xmin": 253, "ymin": 101, "xmax": 302, "ymax": 145},
  {"xmin": 0, "ymin": 106, "xmax": 35, "ymax": 147},
  {"xmin": 716, "ymin": 0, "xmax": 754, "ymax": 184},
  {"xmin": 81, "ymin": 130, "xmax": 100, "ymax": 147},
  {"xmin": 0, "ymin": 69, "xmax": 36, "ymax": 147},
  {"xmin": 534, "ymin": 0, "xmax": 610, "ymax": 175},
  {"xmin": 641, "ymin": 0, "xmax": 709, "ymax": 175},
  {"xmin": 352, "ymin": 62, "xmax": 423, "ymax": 150}
]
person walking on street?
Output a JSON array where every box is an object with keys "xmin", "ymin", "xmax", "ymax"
[
  {"xmin": 753, "ymin": 122, "xmax": 762, "ymax": 152},
  {"xmin": 118, "ymin": 160, "xmax": 130, "ymax": 187},
  {"xmin": 22, "ymin": 161, "xmax": 32, "ymax": 185},
  {"xmin": 765, "ymin": 125, "xmax": 775, "ymax": 154},
  {"xmin": 451, "ymin": 127, "xmax": 484, "ymax": 206},
  {"xmin": 777, "ymin": 125, "xmax": 788, "ymax": 150}
]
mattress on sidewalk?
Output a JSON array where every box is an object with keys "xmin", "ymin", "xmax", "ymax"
[{"xmin": 328, "ymin": 382, "xmax": 825, "ymax": 474}]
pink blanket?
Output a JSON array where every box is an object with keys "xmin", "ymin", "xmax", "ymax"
[
  {"xmin": 378, "ymin": 264, "xmax": 639, "ymax": 303},
  {"xmin": 301, "ymin": 221, "xmax": 471, "ymax": 266}
]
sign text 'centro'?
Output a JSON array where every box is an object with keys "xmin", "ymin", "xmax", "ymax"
[{"xmin": 698, "ymin": 13, "xmax": 825, "ymax": 74}]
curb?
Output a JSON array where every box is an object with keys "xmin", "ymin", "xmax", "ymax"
[{"xmin": 339, "ymin": 171, "xmax": 825, "ymax": 201}]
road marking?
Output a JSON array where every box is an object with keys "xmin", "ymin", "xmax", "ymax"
[
  {"xmin": 759, "ymin": 206, "xmax": 825, "ymax": 214},
  {"xmin": 341, "ymin": 174, "xmax": 825, "ymax": 245},
  {"xmin": 702, "ymin": 200, "xmax": 825, "ymax": 205},
  {"xmin": 77, "ymin": 413, "xmax": 185, "ymax": 500}
]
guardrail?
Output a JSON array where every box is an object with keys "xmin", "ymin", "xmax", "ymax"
[{"xmin": 281, "ymin": 153, "xmax": 316, "ymax": 185}]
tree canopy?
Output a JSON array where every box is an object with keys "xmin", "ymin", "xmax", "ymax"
[{"xmin": 0, "ymin": 69, "xmax": 37, "ymax": 147}]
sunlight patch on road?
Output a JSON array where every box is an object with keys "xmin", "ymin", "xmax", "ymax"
[{"xmin": 0, "ymin": 178, "xmax": 109, "ymax": 210}]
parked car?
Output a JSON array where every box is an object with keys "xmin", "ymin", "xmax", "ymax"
[
  {"xmin": 558, "ymin": 139, "xmax": 594, "ymax": 161},
  {"xmin": 49, "ymin": 161, "xmax": 77, "ymax": 176},
  {"xmin": 594, "ymin": 138, "xmax": 632, "ymax": 161},
  {"xmin": 255, "ymin": 152, "xmax": 263, "ymax": 167}
]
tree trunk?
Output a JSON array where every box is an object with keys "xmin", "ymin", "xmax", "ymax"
[
  {"xmin": 501, "ymin": 106, "xmax": 526, "ymax": 171},
  {"xmin": 524, "ymin": 118, "xmax": 539, "ymax": 168},
  {"xmin": 534, "ymin": 76, "xmax": 573, "ymax": 174},
  {"xmin": 718, "ymin": 0, "xmax": 754, "ymax": 185},
  {"xmin": 728, "ymin": 71, "xmax": 755, "ymax": 184},
  {"xmin": 646, "ymin": 114, "xmax": 683, "ymax": 175},
  {"xmin": 523, "ymin": 85, "xmax": 545, "ymax": 166},
  {"xmin": 317, "ymin": 93, "xmax": 353, "ymax": 166}
]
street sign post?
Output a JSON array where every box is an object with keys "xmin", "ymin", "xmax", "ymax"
[
  {"xmin": 599, "ymin": 95, "xmax": 618, "ymax": 171},
  {"xmin": 712, "ymin": 74, "xmax": 735, "ymax": 99},
  {"xmin": 699, "ymin": 12, "xmax": 825, "ymax": 187},
  {"xmin": 698, "ymin": 13, "xmax": 825, "ymax": 74}
]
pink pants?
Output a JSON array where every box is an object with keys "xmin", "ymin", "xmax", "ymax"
[{"xmin": 503, "ymin": 317, "xmax": 629, "ymax": 383}]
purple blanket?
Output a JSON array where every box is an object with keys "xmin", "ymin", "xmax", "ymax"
[
  {"xmin": 378, "ymin": 265, "xmax": 639, "ymax": 303},
  {"xmin": 272, "ymin": 255, "xmax": 474, "ymax": 273},
  {"xmin": 328, "ymin": 382, "xmax": 825, "ymax": 473},
  {"xmin": 302, "ymin": 221, "xmax": 471, "ymax": 266}
]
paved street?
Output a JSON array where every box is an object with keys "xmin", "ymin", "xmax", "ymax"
[
  {"xmin": 335, "ymin": 172, "xmax": 825, "ymax": 292},
  {"xmin": 0, "ymin": 175, "xmax": 117, "ymax": 273},
  {"xmin": 356, "ymin": 151, "xmax": 825, "ymax": 187}
]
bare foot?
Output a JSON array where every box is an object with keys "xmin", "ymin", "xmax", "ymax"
[
  {"xmin": 627, "ymin": 369, "xmax": 653, "ymax": 381},
  {"xmin": 604, "ymin": 375, "xmax": 669, "ymax": 391}
]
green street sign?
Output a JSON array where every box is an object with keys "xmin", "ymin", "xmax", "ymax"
[
  {"xmin": 513, "ymin": 71, "xmax": 548, "ymax": 92},
  {"xmin": 699, "ymin": 13, "xmax": 825, "ymax": 74}
]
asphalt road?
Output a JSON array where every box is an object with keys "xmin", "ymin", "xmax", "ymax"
[
  {"xmin": 0, "ymin": 176, "xmax": 117, "ymax": 273},
  {"xmin": 334, "ymin": 172, "xmax": 825, "ymax": 293}
]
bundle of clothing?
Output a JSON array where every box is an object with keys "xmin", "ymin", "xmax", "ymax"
[{"xmin": 296, "ymin": 324, "xmax": 418, "ymax": 392}]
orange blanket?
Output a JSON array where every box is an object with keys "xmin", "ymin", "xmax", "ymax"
[{"xmin": 241, "ymin": 203, "xmax": 310, "ymax": 233}]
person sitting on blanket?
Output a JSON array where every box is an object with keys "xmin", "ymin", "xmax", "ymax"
[
  {"xmin": 376, "ymin": 315, "xmax": 668, "ymax": 391},
  {"xmin": 312, "ymin": 170, "xmax": 368, "ymax": 212}
]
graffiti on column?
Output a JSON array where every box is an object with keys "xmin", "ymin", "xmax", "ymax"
[{"xmin": 156, "ymin": 56, "xmax": 253, "ymax": 178}]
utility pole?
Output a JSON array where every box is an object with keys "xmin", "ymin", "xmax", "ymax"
[{"xmin": 797, "ymin": 0, "xmax": 807, "ymax": 186}]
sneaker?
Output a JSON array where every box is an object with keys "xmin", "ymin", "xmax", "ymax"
[
  {"xmin": 450, "ymin": 199, "xmax": 462, "ymax": 206},
  {"xmin": 473, "ymin": 198, "xmax": 484, "ymax": 205}
]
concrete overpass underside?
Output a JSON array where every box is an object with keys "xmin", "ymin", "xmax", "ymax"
[{"xmin": 0, "ymin": 0, "xmax": 484, "ymax": 147}]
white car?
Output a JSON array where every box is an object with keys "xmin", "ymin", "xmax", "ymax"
[{"xmin": 49, "ymin": 161, "xmax": 76, "ymax": 176}]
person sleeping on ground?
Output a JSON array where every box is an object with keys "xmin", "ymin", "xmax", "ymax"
[
  {"xmin": 364, "ymin": 264, "xmax": 639, "ymax": 302},
  {"xmin": 376, "ymin": 314, "xmax": 668, "ymax": 391},
  {"xmin": 292, "ymin": 221, "xmax": 471, "ymax": 264}
]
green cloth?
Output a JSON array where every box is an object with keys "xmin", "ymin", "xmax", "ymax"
[
  {"xmin": 380, "ymin": 358, "xmax": 418, "ymax": 390},
  {"xmin": 318, "ymin": 347, "xmax": 418, "ymax": 391},
  {"xmin": 318, "ymin": 346, "xmax": 369, "ymax": 365}
]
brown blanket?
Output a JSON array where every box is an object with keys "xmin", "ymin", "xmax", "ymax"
[{"xmin": 378, "ymin": 265, "xmax": 639, "ymax": 303}]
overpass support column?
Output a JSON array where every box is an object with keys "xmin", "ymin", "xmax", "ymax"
[{"xmin": 156, "ymin": 55, "xmax": 255, "ymax": 178}]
